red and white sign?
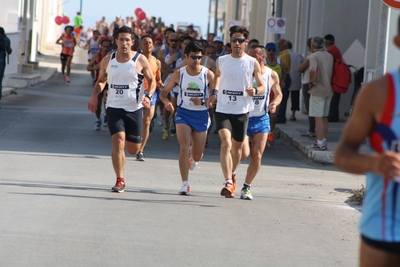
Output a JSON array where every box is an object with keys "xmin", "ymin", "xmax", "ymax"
[
  {"xmin": 267, "ymin": 18, "xmax": 286, "ymax": 34},
  {"xmin": 382, "ymin": 0, "xmax": 400, "ymax": 9}
]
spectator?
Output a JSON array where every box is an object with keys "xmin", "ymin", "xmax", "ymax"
[
  {"xmin": 0, "ymin": 27, "xmax": 12, "ymax": 106},
  {"xmin": 324, "ymin": 34, "xmax": 343, "ymax": 122},
  {"xmin": 287, "ymin": 41, "xmax": 304, "ymax": 121}
]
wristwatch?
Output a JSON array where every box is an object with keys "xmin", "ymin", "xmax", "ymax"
[
  {"xmin": 201, "ymin": 98, "xmax": 205, "ymax": 106},
  {"xmin": 145, "ymin": 94, "xmax": 153, "ymax": 101}
]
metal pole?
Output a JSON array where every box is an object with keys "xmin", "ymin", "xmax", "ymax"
[
  {"xmin": 80, "ymin": 0, "xmax": 82, "ymax": 13},
  {"xmin": 235, "ymin": 0, "xmax": 239, "ymax": 20},
  {"xmin": 214, "ymin": 0, "xmax": 219, "ymax": 34},
  {"xmin": 275, "ymin": 0, "xmax": 282, "ymax": 41},
  {"xmin": 207, "ymin": 0, "xmax": 212, "ymax": 36}
]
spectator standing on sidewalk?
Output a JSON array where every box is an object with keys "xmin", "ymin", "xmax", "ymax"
[
  {"xmin": 297, "ymin": 37, "xmax": 316, "ymax": 137},
  {"xmin": 324, "ymin": 34, "xmax": 343, "ymax": 123},
  {"xmin": 0, "ymin": 27, "xmax": 12, "ymax": 106},
  {"xmin": 276, "ymin": 39, "xmax": 291, "ymax": 124},
  {"xmin": 287, "ymin": 41, "xmax": 304, "ymax": 121},
  {"xmin": 73, "ymin": 12, "xmax": 83, "ymax": 45},
  {"xmin": 308, "ymin": 36, "xmax": 333, "ymax": 150},
  {"xmin": 335, "ymin": 15, "xmax": 400, "ymax": 267}
]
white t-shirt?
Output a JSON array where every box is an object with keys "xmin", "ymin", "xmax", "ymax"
[{"xmin": 216, "ymin": 54, "xmax": 256, "ymax": 114}]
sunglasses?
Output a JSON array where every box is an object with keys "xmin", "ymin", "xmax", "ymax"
[
  {"xmin": 231, "ymin": 37, "xmax": 246, "ymax": 44},
  {"xmin": 189, "ymin": 55, "xmax": 202, "ymax": 60},
  {"xmin": 267, "ymin": 49, "xmax": 276, "ymax": 52},
  {"xmin": 169, "ymin": 39, "xmax": 179, "ymax": 42}
]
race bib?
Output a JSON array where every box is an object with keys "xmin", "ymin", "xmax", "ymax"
[
  {"xmin": 109, "ymin": 84, "xmax": 132, "ymax": 100},
  {"xmin": 64, "ymin": 41, "xmax": 73, "ymax": 47},
  {"xmin": 183, "ymin": 91, "xmax": 204, "ymax": 107},
  {"xmin": 253, "ymin": 95, "xmax": 265, "ymax": 108},
  {"xmin": 220, "ymin": 89, "xmax": 245, "ymax": 106}
]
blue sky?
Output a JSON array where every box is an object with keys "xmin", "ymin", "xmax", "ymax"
[{"xmin": 63, "ymin": 0, "xmax": 211, "ymax": 38}]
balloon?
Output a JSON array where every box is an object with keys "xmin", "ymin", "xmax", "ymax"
[
  {"xmin": 55, "ymin": 16, "xmax": 63, "ymax": 25},
  {"xmin": 137, "ymin": 11, "xmax": 146, "ymax": 21},
  {"xmin": 62, "ymin": 16, "xmax": 70, "ymax": 24},
  {"xmin": 134, "ymin": 8, "xmax": 143, "ymax": 16}
]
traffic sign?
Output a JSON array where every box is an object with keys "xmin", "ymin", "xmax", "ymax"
[
  {"xmin": 267, "ymin": 18, "xmax": 286, "ymax": 34},
  {"xmin": 382, "ymin": 0, "xmax": 400, "ymax": 9}
]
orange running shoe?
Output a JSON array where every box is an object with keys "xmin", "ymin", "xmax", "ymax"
[
  {"xmin": 220, "ymin": 179, "xmax": 236, "ymax": 198},
  {"xmin": 267, "ymin": 132, "xmax": 275, "ymax": 146}
]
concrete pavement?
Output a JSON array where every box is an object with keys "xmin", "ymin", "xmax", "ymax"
[{"xmin": 0, "ymin": 48, "xmax": 364, "ymax": 267}]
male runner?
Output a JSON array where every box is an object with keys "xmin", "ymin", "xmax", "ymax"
[
  {"xmin": 86, "ymin": 29, "xmax": 100, "ymax": 84},
  {"xmin": 207, "ymin": 26, "xmax": 265, "ymax": 198},
  {"xmin": 240, "ymin": 45, "xmax": 282, "ymax": 200},
  {"xmin": 87, "ymin": 38, "xmax": 112, "ymax": 130},
  {"xmin": 158, "ymin": 32, "xmax": 182, "ymax": 139},
  {"xmin": 87, "ymin": 26, "xmax": 156, "ymax": 193},
  {"xmin": 136, "ymin": 35, "xmax": 163, "ymax": 161},
  {"xmin": 160, "ymin": 41, "xmax": 215, "ymax": 195},
  {"xmin": 56, "ymin": 25, "xmax": 77, "ymax": 83},
  {"xmin": 334, "ymin": 15, "xmax": 400, "ymax": 267}
]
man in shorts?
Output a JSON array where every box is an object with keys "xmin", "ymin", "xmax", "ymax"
[
  {"xmin": 308, "ymin": 36, "xmax": 333, "ymax": 150},
  {"xmin": 160, "ymin": 41, "xmax": 215, "ymax": 195},
  {"xmin": 207, "ymin": 26, "xmax": 265, "ymax": 198},
  {"xmin": 240, "ymin": 44, "xmax": 282, "ymax": 200},
  {"xmin": 335, "ymin": 15, "xmax": 400, "ymax": 267},
  {"xmin": 88, "ymin": 26, "xmax": 156, "ymax": 193}
]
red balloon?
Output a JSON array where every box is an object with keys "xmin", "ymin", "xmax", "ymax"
[
  {"xmin": 62, "ymin": 16, "xmax": 70, "ymax": 24},
  {"xmin": 137, "ymin": 11, "xmax": 146, "ymax": 21},
  {"xmin": 134, "ymin": 8, "xmax": 143, "ymax": 16},
  {"xmin": 55, "ymin": 16, "xmax": 63, "ymax": 25}
]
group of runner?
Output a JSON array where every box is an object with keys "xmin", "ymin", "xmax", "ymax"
[{"xmin": 83, "ymin": 24, "xmax": 283, "ymax": 201}]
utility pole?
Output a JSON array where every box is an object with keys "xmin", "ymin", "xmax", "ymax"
[
  {"xmin": 214, "ymin": 0, "xmax": 219, "ymax": 34},
  {"xmin": 80, "ymin": 0, "xmax": 82, "ymax": 13},
  {"xmin": 207, "ymin": 0, "xmax": 212, "ymax": 36}
]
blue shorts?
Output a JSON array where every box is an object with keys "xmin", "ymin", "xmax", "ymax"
[
  {"xmin": 247, "ymin": 114, "xmax": 270, "ymax": 136},
  {"xmin": 175, "ymin": 107, "xmax": 209, "ymax": 132},
  {"xmin": 150, "ymin": 89, "xmax": 159, "ymax": 106}
]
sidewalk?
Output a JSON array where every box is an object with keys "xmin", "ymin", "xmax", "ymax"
[
  {"xmin": 276, "ymin": 111, "xmax": 347, "ymax": 164},
  {"xmin": 1, "ymin": 49, "xmax": 348, "ymax": 165}
]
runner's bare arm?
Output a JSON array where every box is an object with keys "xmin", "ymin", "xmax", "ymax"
[
  {"xmin": 156, "ymin": 59, "xmax": 164, "ymax": 87},
  {"xmin": 139, "ymin": 55, "xmax": 156, "ymax": 95},
  {"xmin": 159, "ymin": 70, "xmax": 180, "ymax": 112},
  {"xmin": 269, "ymin": 70, "xmax": 282, "ymax": 113},
  {"xmin": 207, "ymin": 59, "xmax": 220, "ymax": 108},
  {"xmin": 335, "ymin": 77, "xmax": 400, "ymax": 178},
  {"xmin": 86, "ymin": 54, "xmax": 99, "ymax": 71},
  {"xmin": 55, "ymin": 34, "xmax": 64, "ymax": 45},
  {"xmin": 250, "ymin": 60, "xmax": 265, "ymax": 95},
  {"xmin": 87, "ymin": 55, "xmax": 109, "ymax": 113}
]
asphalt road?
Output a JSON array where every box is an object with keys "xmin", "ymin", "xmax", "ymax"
[{"xmin": 0, "ymin": 50, "xmax": 364, "ymax": 267}]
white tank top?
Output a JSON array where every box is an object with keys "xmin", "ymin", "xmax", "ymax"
[
  {"xmin": 177, "ymin": 66, "xmax": 209, "ymax": 111},
  {"xmin": 250, "ymin": 67, "xmax": 271, "ymax": 117},
  {"xmin": 106, "ymin": 52, "xmax": 144, "ymax": 112},
  {"xmin": 164, "ymin": 49, "xmax": 183, "ymax": 93},
  {"xmin": 216, "ymin": 54, "xmax": 256, "ymax": 114},
  {"xmin": 88, "ymin": 38, "xmax": 100, "ymax": 60}
]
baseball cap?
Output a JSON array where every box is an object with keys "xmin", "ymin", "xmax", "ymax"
[
  {"xmin": 154, "ymin": 37, "xmax": 163, "ymax": 43},
  {"xmin": 265, "ymin": 42, "xmax": 276, "ymax": 50},
  {"xmin": 213, "ymin": 36, "xmax": 223, "ymax": 43}
]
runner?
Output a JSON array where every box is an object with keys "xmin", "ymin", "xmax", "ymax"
[
  {"xmin": 85, "ymin": 29, "xmax": 100, "ymax": 85},
  {"xmin": 160, "ymin": 41, "xmax": 215, "ymax": 195},
  {"xmin": 87, "ymin": 26, "xmax": 156, "ymax": 193},
  {"xmin": 87, "ymin": 38, "xmax": 112, "ymax": 130},
  {"xmin": 207, "ymin": 26, "xmax": 265, "ymax": 198},
  {"xmin": 158, "ymin": 32, "xmax": 182, "ymax": 140},
  {"xmin": 56, "ymin": 25, "xmax": 77, "ymax": 83},
  {"xmin": 136, "ymin": 35, "xmax": 163, "ymax": 161},
  {"xmin": 240, "ymin": 44, "xmax": 282, "ymax": 200}
]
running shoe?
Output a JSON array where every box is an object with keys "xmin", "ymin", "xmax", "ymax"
[
  {"xmin": 103, "ymin": 115, "xmax": 108, "ymax": 127},
  {"xmin": 221, "ymin": 176, "xmax": 236, "ymax": 198},
  {"xmin": 157, "ymin": 116, "xmax": 163, "ymax": 127},
  {"xmin": 163, "ymin": 127, "xmax": 169, "ymax": 140},
  {"xmin": 63, "ymin": 75, "xmax": 68, "ymax": 83},
  {"xmin": 170, "ymin": 121, "xmax": 177, "ymax": 137},
  {"xmin": 111, "ymin": 178, "xmax": 125, "ymax": 193},
  {"xmin": 313, "ymin": 141, "xmax": 327, "ymax": 151},
  {"xmin": 66, "ymin": 76, "xmax": 70, "ymax": 83},
  {"xmin": 240, "ymin": 187, "xmax": 253, "ymax": 200},
  {"xmin": 94, "ymin": 120, "xmax": 101, "ymax": 131},
  {"xmin": 189, "ymin": 157, "xmax": 198, "ymax": 171},
  {"xmin": 136, "ymin": 151, "xmax": 145, "ymax": 161},
  {"xmin": 267, "ymin": 133, "xmax": 275, "ymax": 146},
  {"xmin": 179, "ymin": 183, "xmax": 190, "ymax": 196}
]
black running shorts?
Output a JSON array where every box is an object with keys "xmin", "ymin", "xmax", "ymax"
[
  {"xmin": 214, "ymin": 112, "xmax": 249, "ymax": 142},
  {"xmin": 106, "ymin": 107, "xmax": 143, "ymax": 143}
]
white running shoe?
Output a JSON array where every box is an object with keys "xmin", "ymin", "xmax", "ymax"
[
  {"xmin": 179, "ymin": 183, "xmax": 190, "ymax": 195},
  {"xmin": 189, "ymin": 158, "xmax": 198, "ymax": 171}
]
